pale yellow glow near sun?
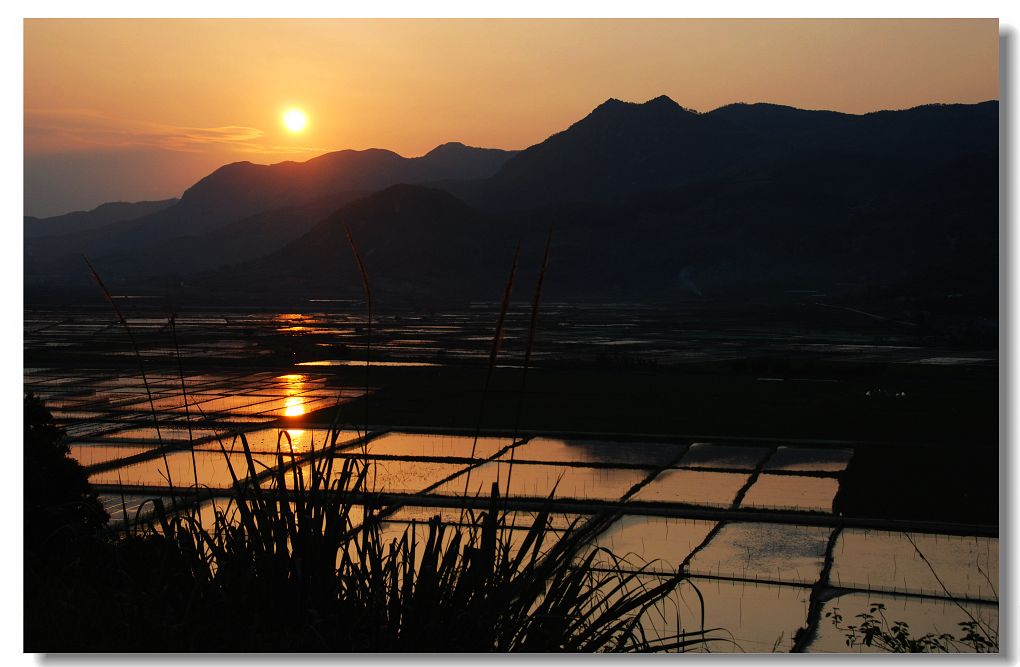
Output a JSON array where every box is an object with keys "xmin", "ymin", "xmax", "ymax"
[
  {"xmin": 283, "ymin": 108, "xmax": 308, "ymax": 133},
  {"xmin": 284, "ymin": 396, "xmax": 305, "ymax": 417}
]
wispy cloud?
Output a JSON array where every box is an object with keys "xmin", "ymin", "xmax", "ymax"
[{"xmin": 25, "ymin": 108, "xmax": 331, "ymax": 156}]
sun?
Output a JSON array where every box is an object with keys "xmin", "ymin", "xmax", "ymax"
[{"xmin": 283, "ymin": 108, "xmax": 308, "ymax": 133}]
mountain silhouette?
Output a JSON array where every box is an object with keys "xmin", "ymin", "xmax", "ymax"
[
  {"xmin": 24, "ymin": 198, "xmax": 177, "ymax": 238},
  {"xmin": 176, "ymin": 143, "xmax": 515, "ymax": 232},
  {"xmin": 480, "ymin": 96, "xmax": 997, "ymax": 209},
  {"xmin": 25, "ymin": 144, "xmax": 517, "ymax": 283},
  {"xmin": 25, "ymin": 96, "xmax": 997, "ymax": 320},
  {"xmin": 198, "ymin": 185, "xmax": 512, "ymax": 306}
]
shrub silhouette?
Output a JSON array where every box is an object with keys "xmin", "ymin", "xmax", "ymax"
[{"xmin": 24, "ymin": 392, "xmax": 107, "ymax": 551}]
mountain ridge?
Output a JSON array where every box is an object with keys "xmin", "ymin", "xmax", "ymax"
[
  {"xmin": 25, "ymin": 96, "xmax": 998, "ymax": 317},
  {"xmin": 24, "ymin": 198, "xmax": 179, "ymax": 238},
  {"xmin": 25, "ymin": 143, "xmax": 518, "ymax": 280}
]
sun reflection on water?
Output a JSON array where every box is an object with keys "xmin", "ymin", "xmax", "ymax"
[
  {"xmin": 279, "ymin": 374, "xmax": 308, "ymax": 417},
  {"xmin": 284, "ymin": 395, "xmax": 306, "ymax": 417},
  {"xmin": 278, "ymin": 428, "xmax": 308, "ymax": 453}
]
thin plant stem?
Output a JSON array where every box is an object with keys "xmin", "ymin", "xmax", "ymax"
[
  {"xmin": 503, "ymin": 226, "xmax": 553, "ymax": 508},
  {"xmin": 460, "ymin": 245, "xmax": 519, "ymax": 520},
  {"xmin": 84, "ymin": 255, "xmax": 177, "ymax": 510}
]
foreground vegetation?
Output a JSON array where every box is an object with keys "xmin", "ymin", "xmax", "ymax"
[
  {"xmin": 826, "ymin": 603, "xmax": 997, "ymax": 653},
  {"xmin": 24, "ymin": 394, "xmax": 716, "ymax": 652}
]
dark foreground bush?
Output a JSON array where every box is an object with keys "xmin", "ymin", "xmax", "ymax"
[{"xmin": 24, "ymin": 392, "xmax": 107, "ymax": 550}]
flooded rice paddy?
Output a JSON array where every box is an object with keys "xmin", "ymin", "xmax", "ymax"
[
  {"xmin": 24, "ymin": 305, "xmax": 998, "ymax": 652},
  {"xmin": 24, "ymin": 303, "xmax": 997, "ymax": 368}
]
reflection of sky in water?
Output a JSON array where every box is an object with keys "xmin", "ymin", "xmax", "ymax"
[
  {"xmin": 363, "ymin": 432, "xmax": 512, "ymax": 460},
  {"xmin": 432, "ymin": 461, "xmax": 649, "ymax": 501},
  {"xmin": 690, "ymin": 522, "xmax": 831, "ymax": 584},
  {"xmin": 628, "ymin": 575, "xmax": 811, "ymax": 653},
  {"xmin": 69, "ymin": 444, "xmax": 154, "ymax": 467},
  {"xmin": 509, "ymin": 437, "xmax": 684, "ymax": 467},
  {"xmin": 280, "ymin": 373, "xmax": 308, "ymax": 416},
  {"xmin": 298, "ymin": 459, "xmax": 465, "ymax": 495},
  {"xmin": 739, "ymin": 475, "xmax": 839, "ymax": 513},
  {"xmin": 99, "ymin": 426, "xmax": 225, "ymax": 443},
  {"xmin": 89, "ymin": 450, "xmax": 282, "ymax": 488},
  {"xmin": 633, "ymin": 469, "xmax": 749, "ymax": 507},
  {"xmin": 766, "ymin": 447, "xmax": 853, "ymax": 473},
  {"xmin": 194, "ymin": 428, "xmax": 361, "ymax": 454},
  {"xmin": 677, "ymin": 443, "xmax": 771, "ymax": 471},
  {"xmin": 589, "ymin": 515, "xmax": 717, "ymax": 573},
  {"xmin": 830, "ymin": 529, "xmax": 998, "ymax": 600},
  {"xmin": 284, "ymin": 396, "xmax": 305, "ymax": 416}
]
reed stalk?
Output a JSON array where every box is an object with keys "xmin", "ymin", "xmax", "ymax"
[{"xmin": 84, "ymin": 256, "xmax": 178, "ymax": 509}]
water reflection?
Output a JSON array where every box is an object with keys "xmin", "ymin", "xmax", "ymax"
[
  {"xmin": 829, "ymin": 529, "xmax": 998, "ymax": 600},
  {"xmin": 362, "ymin": 432, "xmax": 512, "ymax": 459},
  {"xmin": 739, "ymin": 475, "xmax": 839, "ymax": 513},
  {"xmin": 589, "ymin": 516, "xmax": 717, "ymax": 573},
  {"xmin": 633, "ymin": 469, "xmax": 749, "ymax": 507},
  {"xmin": 284, "ymin": 396, "xmax": 306, "ymax": 416},
  {"xmin": 89, "ymin": 450, "xmax": 281, "ymax": 488},
  {"xmin": 193, "ymin": 428, "xmax": 361, "ymax": 454},
  {"xmin": 281, "ymin": 374, "xmax": 308, "ymax": 417},
  {"xmin": 627, "ymin": 574, "xmax": 810, "ymax": 653},
  {"xmin": 689, "ymin": 522, "xmax": 831, "ymax": 584},
  {"xmin": 432, "ymin": 461, "xmax": 649, "ymax": 501},
  {"xmin": 508, "ymin": 437, "xmax": 684, "ymax": 467}
]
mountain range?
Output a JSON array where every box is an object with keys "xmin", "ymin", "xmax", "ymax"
[
  {"xmin": 25, "ymin": 199, "xmax": 178, "ymax": 238},
  {"xmin": 25, "ymin": 96, "xmax": 998, "ymax": 321}
]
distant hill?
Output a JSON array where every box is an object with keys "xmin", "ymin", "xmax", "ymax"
[
  {"xmin": 24, "ymin": 199, "xmax": 178, "ymax": 238},
  {"xmin": 197, "ymin": 185, "xmax": 512, "ymax": 306},
  {"xmin": 174, "ymin": 142, "xmax": 515, "ymax": 235},
  {"xmin": 79, "ymin": 191, "xmax": 369, "ymax": 283},
  {"xmin": 25, "ymin": 143, "xmax": 517, "ymax": 283},
  {"xmin": 480, "ymin": 97, "xmax": 998, "ymax": 209}
]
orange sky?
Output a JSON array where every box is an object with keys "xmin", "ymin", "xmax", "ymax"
[{"xmin": 24, "ymin": 18, "xmax": 999, "ymax": 217}]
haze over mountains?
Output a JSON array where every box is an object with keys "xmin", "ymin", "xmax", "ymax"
[{"xmin": 25, "ymin": 96, "xmax": 998, "ymax": 323}]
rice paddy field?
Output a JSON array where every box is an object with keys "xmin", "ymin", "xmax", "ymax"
[{"xmin": 24, "ymin": 302, "xmax": 999, "ymax": 653}]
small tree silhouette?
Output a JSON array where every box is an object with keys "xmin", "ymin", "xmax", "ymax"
[{"xmin": 24, "ymin": 392, "xmax": 107, "ymax": 552}]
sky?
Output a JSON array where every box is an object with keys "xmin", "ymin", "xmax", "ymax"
[{"xmin": 24, "ymin": 18, "xmax": 999, "ymax": 218}]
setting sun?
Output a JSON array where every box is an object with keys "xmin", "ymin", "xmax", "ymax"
[{"xmin": 282, "ymin": 108, "xmax": 307, "ymax": 133}]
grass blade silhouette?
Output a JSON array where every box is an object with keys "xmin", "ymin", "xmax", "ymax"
[{"xmin": 83, "ymin": 255, "xmax": 177, "ymax": 509}]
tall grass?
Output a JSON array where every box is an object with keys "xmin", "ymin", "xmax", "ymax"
[
  {"xmin": 142, "ymin": 427, "xmax": 716, "ymax": 651},
  {"xmin": 84, "ymin": 256, "xmax": 179, "ymax": 508},
  {"xmin": 343, "ymin": 222, "xmax": 373, "ymax": 438},
  {"xmin": 503, "ymin": 225, "xmax": 554, "ymax": 503},
  {"xmin": 71, "ymin": 241, "xmax": 718, "ymax": 652},
  {"xmin": 460, "ymin": 244, "xmax": 520, "ymax": 508}
]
